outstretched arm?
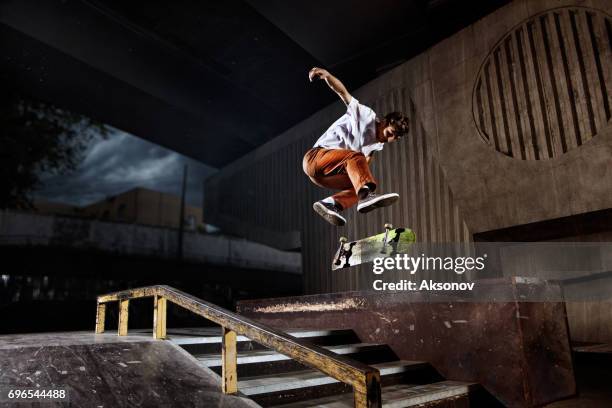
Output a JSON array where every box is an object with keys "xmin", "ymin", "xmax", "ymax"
[{"xmin": 308, "ymin": 67, "xmax": 352, "ymax": 105}]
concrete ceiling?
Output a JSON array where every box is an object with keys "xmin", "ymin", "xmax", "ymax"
[{"xmin": 0, "ymin": 0, "xmax": 508, "ymax": 168}]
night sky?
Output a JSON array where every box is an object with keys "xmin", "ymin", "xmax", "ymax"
[{"xmin": 33, "ymin": 128, "xmax": 217, "ymax": 208}]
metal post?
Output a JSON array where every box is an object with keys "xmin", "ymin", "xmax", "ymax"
[
  {"xmin": 353, "ymin": 371, "xmax": 381, "ymax": 408},
  {"xmin": 177, "ymin": 164, "xmax": 188, "ymax": 260},
  {"xmin": 222, "ymin": 327, "xmax": 238, "ymax": 394},
  {"xmin": 95, "ymin": 302, "xmax": 106, "ymax": 333},
  {"xmin": 153, "ymin": 295, "xmax": 167, "ymax": 339},
  {"xmin": 118, "ymin": 299, "xmax": 129, "ymax": 336}
]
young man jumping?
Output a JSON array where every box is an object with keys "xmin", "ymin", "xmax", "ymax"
[{"xmin": 303, "ymin": 67, "xmax": 410, "ymax": 226}]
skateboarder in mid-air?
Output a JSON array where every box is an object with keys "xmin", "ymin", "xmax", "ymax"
[{"xmin": 303, "ymin": 67, "xmax": 410, "ymax": 226}]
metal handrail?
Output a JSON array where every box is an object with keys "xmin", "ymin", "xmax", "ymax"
[{"xmin": 95, "ymin": 285, "xmax": 381, "ymax": 408}]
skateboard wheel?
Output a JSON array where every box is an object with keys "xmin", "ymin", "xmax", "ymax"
[
  {"xmin": 384, "ymin": 223, "xmax": 393, "ymax": 230},
  {"xmin": 339, "ymin": 236, "xmax": 348, "ymax": 243}
]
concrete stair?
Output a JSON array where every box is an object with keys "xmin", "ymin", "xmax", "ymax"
[
  {"xmin": 275, "ymin": 382, "xmax": 475, "ymax": 408},
  {"xmin": 195, "ymin": 342, "xmax": 397, "ymax": 377},
  {"xmin": 162, "ymin": 327, "xmax": 476, "ymax": 407}
]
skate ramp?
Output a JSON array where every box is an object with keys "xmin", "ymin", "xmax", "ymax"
[{"xmin": 0, "ymin": 332, "xmax": 259, "ymax": 407}]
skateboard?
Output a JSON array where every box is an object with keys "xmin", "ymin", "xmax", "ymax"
[{"xmin": 332, "ymin": 223, "xmax": 416, "ymax": 270}]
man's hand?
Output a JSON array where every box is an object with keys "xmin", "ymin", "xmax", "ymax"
[
  {"xmin": 308, "ymin": 67, "xmax": 329, "ymax": 82},
  {"xmin": 308, "ymin": 67, "xmax": 352, "ymax": 105}
]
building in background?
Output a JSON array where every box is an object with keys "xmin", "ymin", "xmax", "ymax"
[
  {"xmin": 82, "ymin": 187, "xmax": 203, "ymax": 230},
  {"xmin": 34, "ymin": 187, "xmax": 203, "ymax": 230},
  {"xmin": 33, "ymin": 199, "xmax": 84, "ymax": 218}
]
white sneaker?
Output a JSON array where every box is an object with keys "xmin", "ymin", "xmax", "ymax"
[{"xmin": 357, "ymin": 192, "xmax": 399, "ymax": 213}]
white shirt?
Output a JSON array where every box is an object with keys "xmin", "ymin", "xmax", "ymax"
[{"xmin": 313, "ymin": 98, "xmax": 384, "ymax": 157}]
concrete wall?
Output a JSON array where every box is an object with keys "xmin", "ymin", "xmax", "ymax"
[
  {"xmin": 0, "ymin": 210, "xmax": 300, "ymax": 274},
  {"xmin": 205, "ymin": 0, "xmax": 612, "ymax": 297}
]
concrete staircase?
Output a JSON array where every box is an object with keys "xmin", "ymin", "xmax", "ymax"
[{"xmin": 164, "ymin": 327, "xmax": 477, "ymax": 407}]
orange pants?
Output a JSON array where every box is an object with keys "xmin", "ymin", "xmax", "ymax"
[{"xmin": 302, "ymin": 148, "xmax": 376, "ymax": 210}]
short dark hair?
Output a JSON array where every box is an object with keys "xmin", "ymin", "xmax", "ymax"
[{"xmin": 383, "ymin": 112, "xmax": 410, "ymax": 136}]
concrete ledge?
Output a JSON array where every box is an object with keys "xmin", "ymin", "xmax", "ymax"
[{"xmin": 238, "ymin": 277, "xmax": 576, "ymax": 408}]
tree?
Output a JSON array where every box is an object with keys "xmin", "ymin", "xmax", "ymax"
[{"xmin": 0, "ymin": 94, "xmax": 109, "ymax": 209}]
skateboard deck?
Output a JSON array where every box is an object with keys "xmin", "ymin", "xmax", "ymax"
[{"xmin": 332, "ymin": 225, "xmax": 416, "ymax": 270}]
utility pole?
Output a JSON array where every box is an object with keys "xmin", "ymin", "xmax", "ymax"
[{"xmin": 177, "ymin": 164, "xmax": 188, "ymax": 261}]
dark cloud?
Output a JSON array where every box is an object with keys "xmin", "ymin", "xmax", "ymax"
[{"xmin": 33, "ymin": 128, "xmax": 217, "ymax": 207}]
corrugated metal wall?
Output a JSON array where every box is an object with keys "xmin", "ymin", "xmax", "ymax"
[{"xmin": 301, "ymin": 88, "xmax": 470, "ymax": 293}]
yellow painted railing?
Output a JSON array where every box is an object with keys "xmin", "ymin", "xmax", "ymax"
[{"xmin": 95, "ymin": 285, "xmax": 381, "ymax": 408}]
